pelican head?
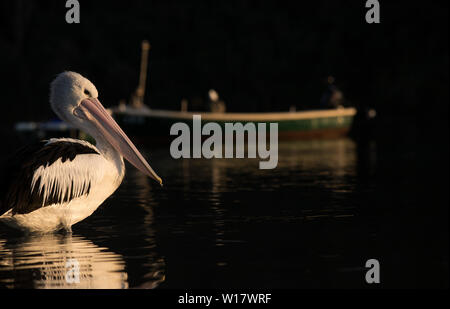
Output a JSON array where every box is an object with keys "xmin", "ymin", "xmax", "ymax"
[
  {"xmin": 50, "ymin": 71, "xmax": 162, "ymax": 185},
  {"xmin": 50, "ymin": 71, "xmax": 98, "ymax": 124}
]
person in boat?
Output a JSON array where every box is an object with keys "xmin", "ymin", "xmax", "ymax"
[
  {"xmin": 320, "ymin": 76, "xmax": 344, "ymax": 109},
  {"xmin": 208, "ymin": 89, "xmax": 226, "ymax": 113}
]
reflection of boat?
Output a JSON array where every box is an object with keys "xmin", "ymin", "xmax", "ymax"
[{"xmin": 110, "ymin": 105, "xmax": 357, "ymax": 142}]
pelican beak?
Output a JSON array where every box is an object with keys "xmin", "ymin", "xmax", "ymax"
[{"xmin": 74, "ymin": 98, "xmax": 163, "ymax": 186}]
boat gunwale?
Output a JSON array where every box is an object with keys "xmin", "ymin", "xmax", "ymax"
[{"xmin": 110, "ymin": 107, "xmax": 357, "ymax": 122}]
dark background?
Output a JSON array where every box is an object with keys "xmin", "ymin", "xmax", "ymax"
[{"xmin": 0, "ymin": 1, "xmax": 447, "ymax": 121}]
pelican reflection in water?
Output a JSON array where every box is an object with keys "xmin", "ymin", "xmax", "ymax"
[
  {"xmin": 0, "ymin": 234, "xmax": 128, "ymax": 288},
  {"xmin": 0, "ymin": 232, "xmax": 165, "ymax": 289}
]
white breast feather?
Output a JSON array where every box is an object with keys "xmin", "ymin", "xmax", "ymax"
[{"xmin": 30, "ymin": 154, "xmax": 106, "ymax": 207}]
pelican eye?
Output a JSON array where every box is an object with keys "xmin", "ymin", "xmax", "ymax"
[{"xmin": 84, "ymin": 89, "xmax": 91, "ymax": 96}]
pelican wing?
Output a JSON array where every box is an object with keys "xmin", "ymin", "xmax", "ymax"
[{"xmin": 0, "ymin": 139, "xmax": 103, "ymax": 216}]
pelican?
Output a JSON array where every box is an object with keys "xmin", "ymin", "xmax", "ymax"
[{"xmin": 0, "ymin": 71, "xmax": 162, "ymax": 233}]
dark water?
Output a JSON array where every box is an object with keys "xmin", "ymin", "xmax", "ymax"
[{"xmin": 0, "ymin": 135, "xmax": 447, "ymax": 288}]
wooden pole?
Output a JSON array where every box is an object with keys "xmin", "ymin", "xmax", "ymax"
[{"xmin": 134, "ymin": 40, "xmax": 150, "ymax": 107}]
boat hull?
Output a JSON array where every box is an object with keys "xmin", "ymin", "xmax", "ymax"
[{"xmin": 111, "ymin": 107, "xmax": 357, "ymax": 142}]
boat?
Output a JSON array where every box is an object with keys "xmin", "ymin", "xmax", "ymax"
[
  {"xmin": 108, "ymin": 40, "xmax": 357, "ymax": 142},
  {"xmin": 110, "ymin": 105, "xmax": 357, "ymax": 142}
]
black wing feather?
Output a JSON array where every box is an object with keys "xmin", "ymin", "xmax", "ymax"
[{"xmin": 0, "ymin": 140, "xmax": 99, "ymax": 215}]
